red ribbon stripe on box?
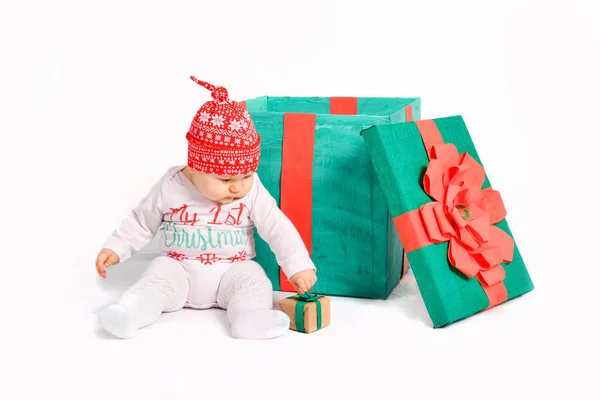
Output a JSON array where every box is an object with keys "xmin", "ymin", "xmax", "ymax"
[
  {"xmin": 400, "ymin": 104, "xmax": 414, "ymax": 277},
  {"xmin": 279, "ymin": 98, "xmax": 360, "ymax": 290},
  {"xmin": 330, "ymin": 97, "xmax": 358, "ymax": 115},
  {"xmin": 279, "ymin": 113, "xmax": 317, "ymax": 291}
]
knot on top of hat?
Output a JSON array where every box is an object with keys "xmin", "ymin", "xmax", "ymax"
[
  {"xmin": 211, "ymin": 86, "xmax": 229, "ymax": 102},
  {"xmin": 190, "ymin": 76, "xmax": 229, "ymax": 102}
]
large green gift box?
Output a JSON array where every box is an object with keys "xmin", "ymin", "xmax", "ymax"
[
  {"xmin": 361, "ymin": 116, "xmax": 534, "ymax": 327},
  {"xmin": 241, "ymin": 96, "xmax": 420, "ymax": 299}
]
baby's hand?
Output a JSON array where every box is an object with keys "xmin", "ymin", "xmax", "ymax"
[
  {"xmin": 289, "ymin": 269, "xmax": 317, "ymax": 294},
  {"xmin": 96, "ymin": 248, "xmax": 120, "ymax": 279}
]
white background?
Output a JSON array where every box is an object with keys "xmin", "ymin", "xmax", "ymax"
[{"xmin": 1, "ymin": 0, "xmax": 598, "ymax": 399}]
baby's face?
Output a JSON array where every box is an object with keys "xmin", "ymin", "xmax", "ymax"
[{"xmin": 188, "ymin": 168, "xmax": 254, "ymax": 205}]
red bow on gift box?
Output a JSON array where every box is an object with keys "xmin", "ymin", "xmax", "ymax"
[{"xmin": 395, "ymin": 127, "xmax": 515, "ymax": 308}]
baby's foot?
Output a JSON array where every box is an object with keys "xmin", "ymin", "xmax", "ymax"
[
  {"xmin": 99, "ymin": 304, "xmax": 137, "ymax": 339},
  {"xmin": 230, "ymin": 309, "xmax": 290, "ymax": 339}
]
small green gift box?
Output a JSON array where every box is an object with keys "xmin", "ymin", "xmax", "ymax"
[
  {"xmin": 361, "ymin": 116, "xmax": 534, "ymax": 327},
  {"xmin": 279, "ymin": 292, "xmax": 331, "ymax": 333},
  {"xmin": 241, "ymin": 96, "xmax": 420, "ymax": 299}
]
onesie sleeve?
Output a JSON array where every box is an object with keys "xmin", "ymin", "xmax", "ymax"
[
  {"xmin": 103, "ymin": 171, "xmax": 168, "ymax": 263},
  {"xmin": 248, "ymin": 173, "xmax": 316, "ymax": 279}
]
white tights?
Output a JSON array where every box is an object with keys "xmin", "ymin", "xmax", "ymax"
[{"xmin": 99, "ymin": 257, "xmax": 290, "ymax": 339}]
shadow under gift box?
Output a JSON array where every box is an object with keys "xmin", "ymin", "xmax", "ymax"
[{"xmin": 240, "ymin": 96, "xmax": 420, "ymax": 299}]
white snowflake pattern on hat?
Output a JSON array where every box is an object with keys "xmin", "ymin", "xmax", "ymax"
[
  {"xmin": 229, "ymin": 119, "xmax": 243, "ymax": 131},
  {"xmin": 210, "ymin": 114, "xmax": 225, "ymax": 127},
  {"xmin": 198, "ymin": 111, "xmax": 211, "ymax": 123}
]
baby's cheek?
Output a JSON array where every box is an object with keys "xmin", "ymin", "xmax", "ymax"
[{"xmin": 210, "ymin": 185, "xmax": 223, "ymax": 198}]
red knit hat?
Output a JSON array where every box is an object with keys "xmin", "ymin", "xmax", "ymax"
[{"xmin": 186, "ymin": 76, "xmax": 260, "ymax": 176}]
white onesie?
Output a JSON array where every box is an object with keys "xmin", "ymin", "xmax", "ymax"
[{"xmin": 99, "ymin": 165, "xmax": 316, "ymax": 339}]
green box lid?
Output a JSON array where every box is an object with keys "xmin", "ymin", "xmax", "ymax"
[{"xmin": 361, "ymin": 116, "xmax": 534, "ymax": 327}]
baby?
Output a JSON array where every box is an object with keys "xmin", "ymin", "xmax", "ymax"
[{"xmin": 96, "ymin": 77, "xmax": 317, "ymax": 339}]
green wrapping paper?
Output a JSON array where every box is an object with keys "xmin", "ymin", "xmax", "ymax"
[
  {"xmin": 242, "ymin": 96, "xmax": 420, "ymax": 299},
  {"xmin": 361, "ymin": 115, "xmax": 534, "ymax": 327}
]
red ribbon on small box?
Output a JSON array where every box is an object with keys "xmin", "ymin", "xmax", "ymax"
[{"xmin": 393, "ymin": 120, "xmax": 514, "ymax": 308}]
